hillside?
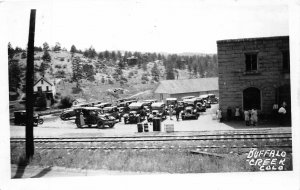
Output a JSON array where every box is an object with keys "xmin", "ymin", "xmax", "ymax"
[{"xmin": 9, "ymin": 48, "xmax": 218, "ymax": 105}]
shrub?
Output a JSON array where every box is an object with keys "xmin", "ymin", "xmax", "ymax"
[
  {"xmin": 59, "ymin": 95, "xmax": 74, "ymax": 108},
  {"xmin": 72, "ymin": 87, "xmax": 82, "ymax": 94},
  {"xmin": 21, "ymin": 52, "xmax": 27, "ymax": 59},
  {"xmin": 108, "ymin": 79, "xmax": 114, "ymax": 84},
  {"xmin": 55, "ymin": 64, "xmax": 62, "ymax": 69},
  {"xmin": 128, "ymin": 71, "xmax": 134, "ymax": 78},
  {"xmin": 60, "ymin": 57, "xmax": 65, "ymax": 61}
]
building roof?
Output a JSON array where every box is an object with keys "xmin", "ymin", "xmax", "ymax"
[
  {"xmin": 217, "ymin": 36, "xmax": 289, "ymax": 44},
  {"xmin": 155, "ymin": 78, "xmax": 218, "ymax": 94}
]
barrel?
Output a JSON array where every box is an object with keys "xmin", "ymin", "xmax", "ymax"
[
  {"xmin": 153, "ymin": 117, "xmax": 161, "ymax": 131},
  {"xmin": 137, "ymin": 123, "xmax": 143, "ymax": 133},
  {"xmin": 144, "ymin": 122, "xmax": 149, "ymax": 132}
]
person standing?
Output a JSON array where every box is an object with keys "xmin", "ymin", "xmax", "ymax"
[
  {"xmin": 235, "ymin": 107, "xmax": 240, "ymax": 120},
  {"xmin": 251, "ymin": 108, "xmax": 258, "ymax": 126},
  {"xmin": 278, "ymin": 104, "xmax": 287, "ymax": 125},
  {"xmin": 169, "ymin": 105, "xmax": 173, "ymax": 120},
  {"xmin": 175, "ymin": 104, "xmax": 181, "ymax": 121},
  {"xmin": 244, "ymin": 110, "xmax": 250, "ymax": 126},
  {"xmin": 79, "ymin": 111, "xmax": 85, "ymax": 128},
  {"xmin": 216, "ymin": 108, "xmax": 222, "ymax": 122}
]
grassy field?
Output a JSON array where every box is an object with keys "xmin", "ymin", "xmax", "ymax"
[{"xmin": 11, "ymin": 140, "xmax": 292, "ymax": 173}]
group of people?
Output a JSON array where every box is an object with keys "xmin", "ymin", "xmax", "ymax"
[
  {"xmin": 244, "ymin": 109, "xmax": 258, "ymax": 126},
  {"xmin": 215, "ymin": 101, "xmax": 288, "ymax": 126},
  {"xmin": 168, "ymin": 104, "xmax": 184, "ymax": 121}
]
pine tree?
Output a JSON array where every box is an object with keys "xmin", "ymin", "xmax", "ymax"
[
  {"xmin": 72, "ymin": 56, "xmax": 84, "ymax": 88},
  {"xmin": 70, "ymin": 45, "xmax": 77, "ymax": 54},
  {"xmin": 8, "ymin": 59, "xmax": 22, "ymax": 91},
  {"xmin": 43, "ymin": 42, "xmax": 50, "ymax": 51},
  {"xmin": 151, "ymin": 62, "xmax": 160, "ymax": 81}
]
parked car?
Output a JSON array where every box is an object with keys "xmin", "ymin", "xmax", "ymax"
[
  {"xmin": 94, "ymin": 102, "xmax": 112, "ymax": 109},
  {"xmin": 123, "ymin": 102, "xmax": 147, "ymax": 124},
  {"xmin": 207, "ymin": 94, "xmax": 218, "ymax": 104},
  {"xmin": 181, "ymin": 96, "xmax": 195, "ymax": 101},
  {"xmin": 182, "ymin": 99, "xmax": 199, "ymax": 120},
  {"xmin": 102, "ymin": 106, "xmax": 121, "ymax": 121},
  {"xmin": 147, "ymin": 102, "xmax": 167, "ymax": 122},
  {"xmin": 14, "ymin": 110, "xmax": 43, "ymax": 126},
  {"xmin": 74, "ymin": 107, "xmax": 117, "ymax": 128},
  {"xmin": 60, "ymin": 108, "xmax": 76, "ymax": 120},
  {"xmin": 199, "ymin": 94, "xmax": 211, "ymax": 108},
  {"xmin": 166, "ymin": 98, "xmax": 177, "ymax": 107}
]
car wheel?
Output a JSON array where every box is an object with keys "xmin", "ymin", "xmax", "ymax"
[
  {"xmin": 97, "ymin": 121, "xmax": 104, "ymax": 128},
  {"xmin": 38, "ymin": 118, "xmax": 44, "ymax": 124},
  {"xmin": 124, "ymin": 119, "xmax": 128, "ymax": 124},
  {"xmin": 109, "ymin": 124, "xmax": 115, "ymax": 128},
  {"xmin": 60, "ymin": 114, "xmax": 66, "ymax": 120}
]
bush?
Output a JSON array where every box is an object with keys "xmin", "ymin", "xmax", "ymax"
[
  {"xmin": 128, "ymin": 71, "xmax": 134, "ymax": 78},
  {"xmin": 21, "ymin": 52, "xmax": 27, "ymax": 59},
  {"xmin": 72, "ymin": 87, "xmax": 82, "ymax": 94},
  {"xmin": 60, "ymin": 57, "xmax": 65, "ymax": 61},
  {"xmin": 59, "ymin": 95, "xmax": 74, "ymax": 108},
  {"xmin": 108, "ymin": 79, "xmax": 114, "ymax": 84},
  {"xmin": 55, "ymin": 64, "xmax": 62, "ymax": 69}
]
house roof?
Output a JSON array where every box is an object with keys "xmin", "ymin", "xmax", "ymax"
[
  {"xmin": 34, "ymin": 77, "xmax": 53, "ymax": 86},
  {"xmin": 155, "ymin": 78, "xmax": 218, "ymax": 94}
]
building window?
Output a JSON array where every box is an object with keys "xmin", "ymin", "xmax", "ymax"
[
  {"xmin": 37, "ymin": 86, "xmax": 42, "ymax": 92},
  {"xmin": 245, "ymin": 53, "xmax": 258, "ymax": 72},
  {"xmin": 243, "ymin": 87, "xmax": 261, "ymax": 110},
  {"xmin": 282, "ymin": 50, "xmax": 290, "ymax": 72},
  {"xmin": 41, "ymin": 80, "xmax": 44, "ymax": 84},
  {"xmin": 46, "ymin": 86, "xmax": 49, "ymax": 91}
]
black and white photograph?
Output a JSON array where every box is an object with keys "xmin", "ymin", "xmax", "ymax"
[{"xmin": 1, "ymin": 0, "xmax": 300, "ymax": 189}]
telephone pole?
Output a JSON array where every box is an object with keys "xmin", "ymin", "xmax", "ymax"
[{"xmin": 26, "ymin": 9, "xmax": 36, "ymax": 159}]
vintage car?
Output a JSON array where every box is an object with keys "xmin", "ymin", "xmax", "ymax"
[
  {"xmin": 181, "ymin": 96, "xmax": 195, "ymax": 101},
  {"xmin": 147, "ymin": 102, "xmax": 167, "ymax": 122},
  {"xmin": 14, "ymin": 110, "xmax": 43, "ymax": 126},
  {"xmin": 142, "ymin": 99, "xmax": 158, "ymax": 106},
  {"xmin": 199, "ymin": 95, "xmax": 211, "ymax": 108},
  {"xmin": 102, "ymin": 106, "xmax": 121, "ymax": 121},
  {"xmin": 195, "ymin": 101, "xmax": 206, "ymax": 112},
  {"xmin": 181, "ymin": 99, "xmax": 199, "ymax": 120},
  {"xmin": 207, "ymin": 94, "xmax": 219, "ymax": 104},
  {"xmin": 94, "ymin": 102, "xmax": 112, "ymax": 109},
  {"xmin": 74, "ymin": 107, "xmax": 117, "ymax": 128},
  {"xmin": 60, "ymin": 108, "xmax": 77, "ymax": 120},
  {"xmin": 166, "ymin": 98, "xmax": 177, "ymax": 107},
  {"xmin": 118, "ymin": 100, "xmax": 137, "ymax": 113},
  {"xmin": 123, "ymin": 102, "xmax": 147, "ymax": 124},
  {"xmin": 194, "ymin": 97, "xmax": 206, "ymax": 112},
  {"xmin": 116, "ymin": 98, "xmax": 137, "ymax": 106}
]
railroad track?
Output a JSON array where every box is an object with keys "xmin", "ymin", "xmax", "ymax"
[
  {"xmin": 11, "ymin": 132, "xmax": 292, "ymax": 143},
  {"xmin": 11, "ymin": 131, "xmax": 292, "ymax": 152}
]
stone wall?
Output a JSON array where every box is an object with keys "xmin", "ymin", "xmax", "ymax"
[{"xmin": 217, "ymin": 36, "xmax": 290, "ymax": 118}]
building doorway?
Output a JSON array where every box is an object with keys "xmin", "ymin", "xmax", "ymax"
[{"xmin": 243, "ymin": 87, "xmax": 261, "ymax": 110}]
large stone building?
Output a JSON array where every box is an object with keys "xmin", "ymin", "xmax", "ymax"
[
  {"xmin": 217, "ymin": 36, "xmax": 290, "ymax": 119},
  {"xmin": 155, "ymin": 78, "xmax": 219, "ymax": 101}
]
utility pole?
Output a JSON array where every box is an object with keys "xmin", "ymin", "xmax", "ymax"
[{"xmin": 26, "ymin": 9, "xmax": 36, "ymax": 159}]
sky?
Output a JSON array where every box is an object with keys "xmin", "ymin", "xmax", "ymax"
[{"xmin": 3, "ymin": 0, "xmax": 289, "ymax": 54}]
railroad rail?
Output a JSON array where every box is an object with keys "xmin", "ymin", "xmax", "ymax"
[
  {"xmin": 11, "ymin": 131, "xmax": 292, "ymax": 143},
  {"xmin": 11, "ymin": 131, "xmax": 292, "ymax": 152}
]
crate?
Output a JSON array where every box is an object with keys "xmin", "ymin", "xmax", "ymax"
[{"xmin": 164, "ymin": 124, "xmax": 174, "ymax": 133}]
